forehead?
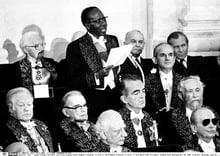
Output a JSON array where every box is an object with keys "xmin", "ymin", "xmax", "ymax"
[
  {"xmin": 127, "ymin": 31, "xmax": 144, "ymax": 41},
  {"xmin": 195, "ymin": 109, "xmax": 215, "ymax": 121},
  {"xmin": 156, "ymin": 44, "xmax": 173, "ymax": 55},
  {"xmin": 169, "ymin": 35, "xmax": 186, "ymax": 45},
  {"xmin": 87, "ymin": 8, "xmax": 104, "ymax": 19},
  {"xmin": 183, "ymin": 79, "xmax": 201, "ymax": 90},
  {"xmin": 13, "ymin": 92, "xmax": 33, "ymax": 103},
  {"xmin": 24, "ymin": 33, "xmax": 42, "ymax": 45},
  {"xmin": 67, "ymin": 94, "xmax": 86, "ymax": 106},
  {"xmin": 107, "ymin": 117, "xmax": 125, "ymax": 131},
  {"xmin": 125, "ymin": 80, "xmax": 144, "ymax": 91}
]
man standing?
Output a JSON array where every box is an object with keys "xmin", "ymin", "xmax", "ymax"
[
  {"xmin": 167, "ymin": 31, "xmax": 203, "ymax": 76},
  {"xmin": 119, "ymin": 30, "xmax": 155, "ymax": 81},
  {"xmin": 66, "ymin": 6, "xmax": 120, "ymax": 122},
  {"xmin": 118, "ymin": 74, "xmax": 158, "ymax": 150},
  {"xmin": 145, "ymin": 43, "xmax": 183, "ymax": 145}
]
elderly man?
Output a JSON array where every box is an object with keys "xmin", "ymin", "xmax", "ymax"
[
  {"xmin": 118, "ymin": 74, "xmax": 158, "ymax": 150},
  {"xmin": 66, "ymin": 6, "xmax": 120, "ymax": 122},
  {"xmin": 183, "ymin": 106, "xmax": 220, "ymax": 152},
  {"xmin": 167, "ymin": 31, "xmax": 203, "ymax": 76},
  {"xmin": 145, "ymin": 43, "xmax": 183, "ymax": 145},
  {"xmin": 13, "ymin": 31, "xmax": 58, "ymax": 91},
  {"xmin": 0, "ymin": 87, "xmax": 54, "ymax": 152},
  {"xmin": 171, "ymin": 76, "xmax": 205, "ymax": 145},
  {"xmin": 119, "ymin": 30, "xmax": 155, "ymax": 81},
  {"xmin": 94, "ymin": 110, "xmax": 130, "ymax": 152},
  {"xmin": 60, "ymin": 90, "xmax": 99, "ymax": 152}
]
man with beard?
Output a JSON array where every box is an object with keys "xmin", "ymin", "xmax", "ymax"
[
  {"xmin": 119, "ymin": 30, "xmax": 155, "ymax": 81},
  {"xmin": 66, "ymin": 6, "xmax": 120, "ymax": 122},
  {"xmin": 171, "ymin": 76, "xmax": 205, "ymax": 146},
  {"xmin": 60, "ymin": 90, "xmax": 99, "ymax": 152}
]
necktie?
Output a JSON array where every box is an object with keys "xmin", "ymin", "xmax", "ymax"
[
  {"xmin": 135, "ymin": 58, "xmax": 142, "ymax": 67},
  {"xmin": 132, "ymin": 117, "xmax": 140, "ymax": 125},
  {"xmin": 179, "ymin": 59, "xmax": 188, "ymax": 75},
  {"xmin": 21, "ymin": 121, "xmax": 36, "ymax": 130},
  {"xmin": 94, "ymin": 42, "xmax": 108, "ymax": 62}
]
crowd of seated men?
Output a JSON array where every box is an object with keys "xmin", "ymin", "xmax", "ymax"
[{"xmin": 0, "ymin": 5, "xmax": 220, "ymax": 153}]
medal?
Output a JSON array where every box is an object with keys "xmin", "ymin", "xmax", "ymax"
[{"xmin": 137, "ymin": 130, "xmax": 143, "ymax": 136}]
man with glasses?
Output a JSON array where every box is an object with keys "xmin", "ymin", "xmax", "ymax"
[
  {"xmin": 59, "ymin": 90, "xmax": 99, "ymax": 152},
  {"xmin": 66, "ymin": 6, "xmax": 120, "ymax": 122},
  {"xmin": 183, "ymin": 106, "xmax": 220, "ymax": 152},
  {"xmin": 171, "ymin": 76, "xmax": 205, "ymax": 146},
  {"xmin": 13, "ymin": 31, "xmax": 58, "ymax": 91}
]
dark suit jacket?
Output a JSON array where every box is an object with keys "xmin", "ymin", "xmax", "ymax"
[
  {"xmin": 66, "ymin": 33, "xmax": 119, "ymax": 90},
  {"xmin": 173, "ymin": 55, "xmax": 203, "ymax": 76},
  {"xmin": 145, "ymin": 71, "xmax": 184, "ymax": 145},
  {"xmin": 60, "ymin": 118, "xmax": 99, "ymax": 152},
  {"xmin": 182, "ymin": 135, "xmax": 220, "ymax": 152},
  {"xmin": 0, "ymin": 117, "xmax": 54, "ymax": 152},
  {"xmin": 171, "ymin": 107, "xmax": 194, "ymax": 146},
  {"xmin": 119, "ymin": 107, "xmax": 156, "ymax": 150},
  {"xmin": 119, "ymin": 57, "xmax": 155, "ymax": 80}
]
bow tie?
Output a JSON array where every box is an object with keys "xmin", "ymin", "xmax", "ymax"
[
  {"xmin": 132, "ymin": 117, "xmax": 140, "ymax": 125},
  {"xmin": 21, "ymin": 121, "xmax": 36, "ymax": 130}
]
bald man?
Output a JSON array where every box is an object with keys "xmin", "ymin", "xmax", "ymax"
[
  {"xmin": 94, "ymin": 110, "xmax": 131, "ymax": 152},
  {"xmin": 119, "ymin": 29, "xmax": 155, "ymax": 81},
  {"xmin": 183, "ymin": 106, "xmax": 220, "ymax": 152}
]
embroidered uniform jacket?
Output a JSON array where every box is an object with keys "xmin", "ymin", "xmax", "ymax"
[
  {"xmin": 13, "ymin": 56, "xmax": 58, "ymax": 91},
  {"xmin": 60, "ymin": 118, "xmax": 99, "ymax": 152},
  {"xmin": 119, "ymin": 107, "xmax": 156, "ymax": 149},
  {"xmin": 182, "ymin": 135, "xmax": 220, "ymax": 152},
  {"xmin": 171, "ymin": 107, "xmax": 194, "ymax": 145},
  {"xmin": 145, "ymin": 71, "xmax": 183, "ymax": 112},
  {"xmin": 66, "ymin": 33, "xmax": 119, "ymax": 90},
  {"xmin": 0, "ymin": 117, "xmax": 54, "ymax": 152}
]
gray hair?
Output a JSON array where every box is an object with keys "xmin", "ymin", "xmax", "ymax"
[{"xmin": 61, "ymin": 90, "xmax": 84, "ymax": 107}]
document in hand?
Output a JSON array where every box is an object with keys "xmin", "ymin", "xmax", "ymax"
[{"xmin": 105, "ymin": 44, "xmax": 132, "ymax": 67}]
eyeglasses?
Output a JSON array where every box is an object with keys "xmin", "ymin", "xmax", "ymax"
[
  {"xmin": 88, "ymin": 16, "xmax": 108, "ymax": 25},
  {"xmin": 202, "ymin": 118, "xmax": 218, "ymax": 126},
  {"xmin": 64, "ymin": 104, "xmax": 87, "ymax": 110},
  {"xmin": 26, "ymin": 42, "xmax": 46, "ymax": 50}
]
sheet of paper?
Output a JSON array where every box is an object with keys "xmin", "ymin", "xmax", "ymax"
[
  {"xmin": 33, "ymin": 84, "xmax": 49, "ymax": 98},
  {"xmin": 105, "ymin": 44, "xmax": 132, "ymax": 67}
]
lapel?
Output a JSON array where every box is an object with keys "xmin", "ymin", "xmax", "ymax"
[
  {"xmin": 34, "ymin": 120, "xmax": 54, "ymax": 152},
  {"xmin": 6, "ymin": 118, "xmax": 38, "ymax": 152},
  {"xmin": 145, "ymin": 72, "xmax": 166, "ymax": 111},
  {"xmin": 79, "ymin": 33, "xmax": 103, "ymax": 73}
]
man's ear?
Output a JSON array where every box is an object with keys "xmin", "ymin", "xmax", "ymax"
[
  {"xmin": 191, "ymin": 124, "xmax": 197, "ymax": 134},
  {"xmin": 178, "ymin": 91, "xmax": 183, "ymax": 101},
  {"xmin": 62, "ymin": 108, "xmax": 69, "ymax": 117},
  {"xmin": 84, "ymin": 23, "xmax": 90, "ymax": 31},
  {"xmin": 120, "ymin": 95, "xmax": 128, "ymax": 104},
  {"xmin": 152, "ymin": 57, "xmax": 157, "ymax": 65},
  {"xmin": 100, "ymin": 131, "xmax": 107, "ymax": 140}
]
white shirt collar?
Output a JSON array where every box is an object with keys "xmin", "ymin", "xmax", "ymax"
[
  {"xmin": 88, "ymin": 32, "xmax": 106, "ymax": 44},
  {"xmin": 130, "ymin": 109, "xmax": 144, "ymax": 120},
  {"xmin": 110, "ymin": 146, "xmax": 122, "ymax": 153},
  {"xmin": 159, "ymin": 70, "xmax": 173, "ymax": 81},
  {"xmin": 199, "ymin": 138, "xmax": 215, "ymax": 152},
  {"xmin": 178, "ymin": 56, "xmax": 187, "ymax": 62},
  {"xmin": 186, "ymin": 107, "xmax": 193, "ymax": 121}
]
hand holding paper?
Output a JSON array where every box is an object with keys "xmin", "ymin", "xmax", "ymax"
[{"xmin": 105, "ymin": 44, "xmax": 132, "ymax": 67}]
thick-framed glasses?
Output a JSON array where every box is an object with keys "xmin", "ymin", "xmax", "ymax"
[
  {"xmin": 88, "ymin": 16, "xmax": 108, "ymax": 25},
  {"xmin": 26, "ymin": 42, "xmax": 46, "ymax": 50},
  {"xmin": 64, "ymin": 104, "xmax": 87, "ymax": 110},
  {"xmin": 202, "ymin": 118, "xmax": 218, "ymax": 127}
]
